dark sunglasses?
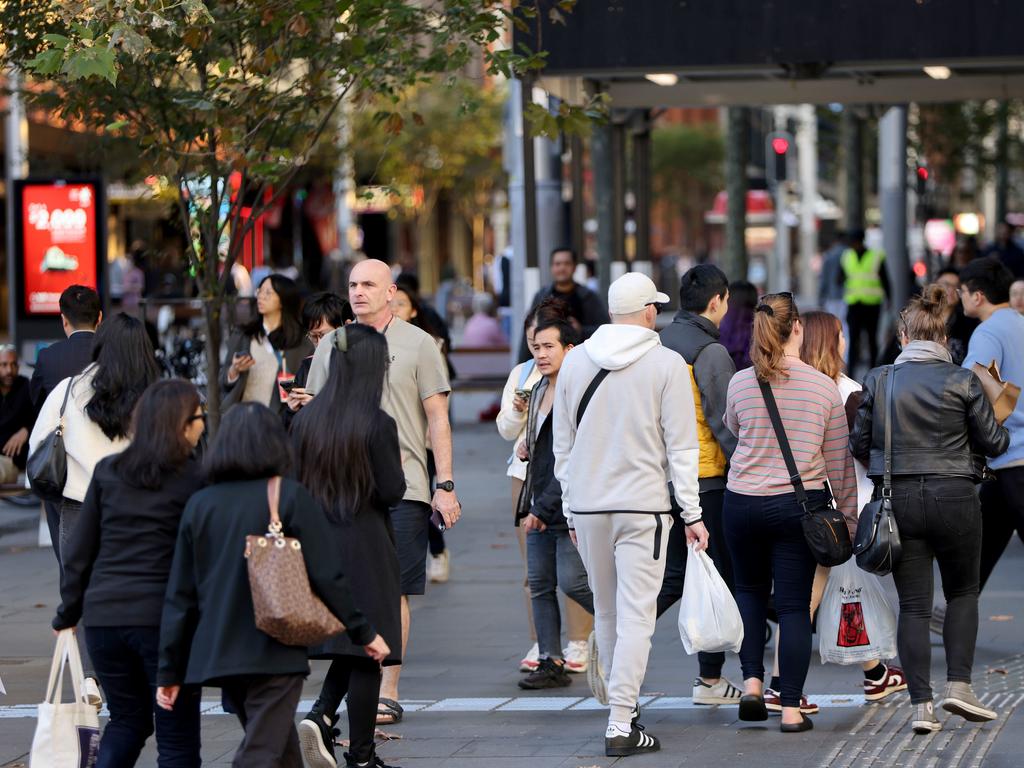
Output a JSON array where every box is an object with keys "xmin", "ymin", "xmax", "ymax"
[{"xmin": 187, "ymin": 412, "xmax": 207, "ymax": 424}]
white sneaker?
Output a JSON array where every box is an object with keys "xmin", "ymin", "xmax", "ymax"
[
  {"xmin": 586, "ymin": 631, "xmax": 608, "ymax": 705},
  {"xmin": 692, "ymin": 677, "xmax": 744, "ymax": 706},
  {"xmin": 83, "ymin": 677, "xmax": 102, "ymax": 710},
  {"xmin": 427, "ymin": 550, "xmax": 450, "ymax": 583},
  {"xmin": 563, "ymin": 640, "xmax": 589, "ymax": 673},
  {"xmin": 519, "ymin": 643, "xmax": 540, "ymax": 673}
]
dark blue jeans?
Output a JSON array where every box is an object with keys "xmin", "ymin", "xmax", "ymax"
[
  {"xmin": 723, "ymin": 490, "xmax": 819, "ymax": 708},
  {"xmin": 527, "ymin": 527, "xmax": 594, "ymax": 659},
  {"xmin": 85, "ymin": 626, "xmax": 202, "ymax": 767}
]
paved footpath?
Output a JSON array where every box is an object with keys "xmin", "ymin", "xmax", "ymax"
[{"xmin": 2, "ymin": 423, "xmax": 1024, "ymax": 767}]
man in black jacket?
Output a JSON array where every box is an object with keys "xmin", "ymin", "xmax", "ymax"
[
  {"xmin": 515, "ymin": 316, "xmax": 594, "ymax": 690},
  {"xmin": 519, "ymin": 248, "xmax": 607, "ymax": 361},
  {"xmin": 0, "ymin": 346, "xmax": 36, "ymax": 483},
  {"xmin": 30, "ymin": 284, "xmax": 101, "ymax": 571}
]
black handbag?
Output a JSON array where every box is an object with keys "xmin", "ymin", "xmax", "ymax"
[
  {"xmin": 27, "ymin": 377, "xmax": 75, "ymax": 503},
  {"xmin": 759, "ymin": 380, "xmax": 852, "ymax": 567},
  {"xmin": 853, "ymin": 366, "xmax": 903, "ymax": 575}
]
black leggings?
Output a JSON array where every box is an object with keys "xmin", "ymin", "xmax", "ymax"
[
  {"xmin": 313, "ymin": 657, "xmax": 383, "ymax": 764},
  {"xmin": 979, "ymin": 467, "xmax": 1024, "ymax": 592}
]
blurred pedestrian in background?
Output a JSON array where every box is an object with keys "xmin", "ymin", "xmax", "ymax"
[
  {"xmin": 718, "ymin": 280, "xmax": 756, "ymax": 370},
  {"xmin": 461, "ymin": 293, "xmax": 508, "ymax": 349},
  {"xmin": 0, "ymin": 345, "xmax": 36, "ymax": 484},
  {"xmin": 842, "ymin": 229, "xmax": 889, "ymax": 377},
  {"xmin": 1010, "ymin": 279, "xmax": 1024, "ymax": 314},
  {"xmin": 934, "ymin": 269, "xmax": 979, "ymax": 366},
  {"xmin": 983, "ymin": 221, "xmax": 1024, "ymax": 278}
]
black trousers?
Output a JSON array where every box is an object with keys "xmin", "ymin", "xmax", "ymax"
[
  {"xmin": 44, "ymin": 500, "xmax": 63, "ymax": 578},
  {"xmin": 978, "ymin": 466, "xmax": 1024, "ymax": 592},
  {"xmin": 311, "ymin": 657, "xmax": 382, "ymax": 765},
  {"xmin": 889, "ymin": 476, "xmax": 981, "ymax": 703},
  {"xmin": 846, "ymin": 303, "xmax": 881, "ymax": 374},
  {"xmin": 657, "ymin": 488, "xmax": 733, "ymax": 679},
  {"xmin": 221, "ymin": 674, "xmax": 304, "ymax": 768}
]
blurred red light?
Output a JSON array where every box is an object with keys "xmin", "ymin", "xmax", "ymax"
[
  {"xmin": 913, "ymin": 261, "xmax": 928, "ymax": 277},
  {"xmin": 771, "ymin": 137, "xmax": 789, "ymax": 155}
]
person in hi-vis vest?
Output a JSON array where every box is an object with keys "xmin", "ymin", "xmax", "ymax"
[{"xmin": 840, "ymin": 229, "xmax": 889, "ymax": 375}]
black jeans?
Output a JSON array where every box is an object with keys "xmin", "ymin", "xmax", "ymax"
[
  {"xmin": 657, "ymin": 489, "xmax": 733, "ymax": 679},
  {"xmin": 85, "ymin": 626, "xmax": 201, "ymax": 768},
  {"xmin": 724, "ymin": 489, "xmax": 819, "ymax": 708},
  {"xmin": 311, "ymin": 657, "xmax": 382, "ymax": 764},
  {"xmin": 889, "ymin": 476, "xmax": 981, "ymax": 703},
  {"xmin": 978, "ymin": 466, "xmax": 1024, "ymax": 592},
  {"xmin": 221, "ymin": 674, "xmax": 304, "ymax": 768},
  {"xmin": 846, "ymin": 303, "xmax": 881, "ymax": 374}
]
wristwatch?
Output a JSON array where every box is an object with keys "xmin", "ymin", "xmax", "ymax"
[{"xmin": 436, "ymin": 480, "xmax": 455, "ymax": 492}]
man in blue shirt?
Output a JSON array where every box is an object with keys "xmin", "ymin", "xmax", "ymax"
[{"xmin": 960, "ymin": 257, "xmax": 1024, "ymax": 591}]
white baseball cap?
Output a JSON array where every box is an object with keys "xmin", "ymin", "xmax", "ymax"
[{"xmin": 608, "ymin": 272, "xmax": 670, "ymax": 315}]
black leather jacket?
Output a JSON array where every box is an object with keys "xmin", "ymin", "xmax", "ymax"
[{"xmin": 850, "ymin": 360, "xmax": 1009, "ymax": 481}]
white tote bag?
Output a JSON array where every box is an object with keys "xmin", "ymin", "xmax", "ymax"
[
  {"xmin": 818, "ymin": 557, "xmax": 898, "ymax": 665},
  {"xmin": 30, "ymin": 630, "xmax": 100, "ymax": 768},
  {"xmin": 678, "ymin": 543, "xmax": 744, "ymax": 654}
]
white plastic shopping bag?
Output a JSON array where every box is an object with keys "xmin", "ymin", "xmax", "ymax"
[
  {"xmin": 818, "ymin": 557, "xmax": 898, "ymax": 665},
  {"xmin": 30, "ymin": 629, "xmax": 100, "ymax": 768},
  {"xmin": 678, "ymin": 543, "xmax": 744, "ymax": 654}
]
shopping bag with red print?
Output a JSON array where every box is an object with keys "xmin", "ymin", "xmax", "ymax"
[{"xmin": 818, "ymin": 557, "xmax": 897, "ymax": 665}]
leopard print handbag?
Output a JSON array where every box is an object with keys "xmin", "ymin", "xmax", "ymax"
[{"xmin": 244, "ymin": 476, "xmax": 345, "ymax": 646}]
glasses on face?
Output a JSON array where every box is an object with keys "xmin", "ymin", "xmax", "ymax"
[
  {"xmin": 307, "ymin": 330, "xmax": 330, "ymax": 344},
  {"xmin": 187, "ymin": 412, "xmax": 207, "ymax": 425}
]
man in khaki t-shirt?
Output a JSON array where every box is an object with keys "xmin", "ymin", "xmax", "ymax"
[{"xmin": 304, "ymin": 259, "xmax": 460, "ymax": 727}]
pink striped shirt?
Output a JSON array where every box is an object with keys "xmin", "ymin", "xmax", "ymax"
[{"xmin": 725, "ymin": 358, "xmax": 858, "ymax": 534}]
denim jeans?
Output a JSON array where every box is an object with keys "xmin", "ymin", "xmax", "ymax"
[
  {"xmin": 889, "ymin": 475, "xmax": 982, "ymax": 703},
  {"xmin": 527, "ymin": 527, "xmax": 594, "ymax": 659},
  {"xmin": 85, "ymin": 625, "xmax": 202, "ymax": 768},
  {"xmin": 723, "ymin": 489, "xmax": 819, "ymax": 708}
]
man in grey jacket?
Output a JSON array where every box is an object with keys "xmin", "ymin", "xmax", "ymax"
[{"xmin": 553, "ymin": 272, "xmax": 708, "ymax": 757}]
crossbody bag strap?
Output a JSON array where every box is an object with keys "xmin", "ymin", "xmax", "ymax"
[
  {"xmin": 267, "ymin": 476, "xmax": 283, "ymax": 534},
  {"xmin": 882, "ymin": 365, "xmax": 895, "ymax": 497},
  {"xmin": 758, "ymin": 379, "xmax": 809, "ymax": 508},
  {"xmin": 56, "ymin": 376, "xmax": 75, "ymax": 434},
  {"xmin": 576, "ymin": 369, "xmax": 611, "ymax": 428}
]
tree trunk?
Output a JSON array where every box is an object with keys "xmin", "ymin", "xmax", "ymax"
[
  {"xmin": 204, "ymin": 296, "xmax": 225, "ymax": 436},
  {"xmin": 724, "ymin": 106, "xmax": 750, "ymax": 283}
]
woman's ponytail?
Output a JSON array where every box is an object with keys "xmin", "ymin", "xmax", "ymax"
[{"xmin": 751, "ymin": 293, "xmax": 800, "ymax": 382}]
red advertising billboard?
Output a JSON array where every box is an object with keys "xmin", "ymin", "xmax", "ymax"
[{"xmin": 16, "ymin": 181, "xmax": 102, "ymax": 316}]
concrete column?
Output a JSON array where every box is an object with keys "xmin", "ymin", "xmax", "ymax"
[
  {"xmin": 878, "ymin": 106, "xmax": 910, "ymax": 312},
  {"xmin": 592, "ymin": 113, "xmax": 614, "ymax": 299},
  {"xmin": 724, "ymin": 107, "xmax": 750, "ymax": 284},
  {"xmin": 535, "ymin": 96, "xmax": 565, "ymax": 277}
]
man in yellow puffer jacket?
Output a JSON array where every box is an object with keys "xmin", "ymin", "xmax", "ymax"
[{"xmin": 659, "ymin": 264, "xmax": 741, "ymax": 705}]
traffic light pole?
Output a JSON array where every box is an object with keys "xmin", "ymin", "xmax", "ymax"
[{"xmin": 878, "ymin": 106, "xmax": 910, "ymax": 312}]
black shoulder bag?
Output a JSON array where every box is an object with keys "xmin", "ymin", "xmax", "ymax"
[
  {"xmin": 853, "ymin": 366, "xmax": 903, "ymax": 575},
  {"xmin": 27, "ymin": 377, "xmax": 75, "ymax": 503},
  {"xmin": 759, "ymin": 379, "xmax": 852, "ymax": 567}
]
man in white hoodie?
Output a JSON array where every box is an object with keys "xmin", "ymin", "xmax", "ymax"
[{"xmin": 553, "ymin": 272, "xmax": 707, "ymax": 757}]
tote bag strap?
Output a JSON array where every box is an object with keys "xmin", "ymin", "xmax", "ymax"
[
  {"xmin": 267, "ymin": 476, "xmax": 283, "ymax": 534},
  {"xmin": 44, "ymin": 630, "xmax": 87, "ymax": 705}
]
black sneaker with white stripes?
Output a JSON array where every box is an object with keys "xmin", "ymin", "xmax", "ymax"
[{"xmin": 605, "ymin": 723, "xmax": 660, "ymax": 757}]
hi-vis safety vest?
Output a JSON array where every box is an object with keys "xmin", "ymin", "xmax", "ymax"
[{"xmin": 842, "ymin": 248, "xmax": 885, "ymax": 306}]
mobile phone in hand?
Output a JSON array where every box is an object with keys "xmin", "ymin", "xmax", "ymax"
[
  {"xmin": 514, "ymin": 388, "xmax": 532, "ymax": 400},
  {"xmin": 430, "ymin": 507, "xmax": 446, "ymax": 531},
  {"xmin": 279, "ymin": 378, "xmax": 296, "ymax": 392}
]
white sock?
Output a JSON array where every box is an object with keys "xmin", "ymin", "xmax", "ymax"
[{"xmin": 606, "ymin": 720, "xmax": 632, "ymax": 737}]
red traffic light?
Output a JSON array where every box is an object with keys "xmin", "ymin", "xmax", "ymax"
[
  {"xmin": 771, "ymin": 137, "xmax": 790, "ymax": 155},
  {"xmin": 916, "ymin": 166, "xmax": 929, "ymax": 181}
]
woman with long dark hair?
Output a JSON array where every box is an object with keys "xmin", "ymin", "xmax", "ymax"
[
  {"xmin": 722, "ymin": 293, "xmax": 857, "ymax": 733},
  {"xmin": 222, "ymin": 274, "xmax": 311, "ymax": 413},
  {"xmin": 292, "ymin": 324, "xmax": 406, "ymax": 768},
  {"xmin": 157, "ymin": 403, "xmax": 387, "ymax": 768},
  {"xmin": 851, "ymin": 287, "xmax": 1009, "ymax": 734},
  {"xmin": 53, "ymin": 379, "xmax": 206, "ymax": 767}
]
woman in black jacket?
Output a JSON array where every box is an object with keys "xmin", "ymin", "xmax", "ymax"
[
  {"xmin": 54, "ymin": 379, "xmax": 207, "ymax": 767},
  {"xmin": 292, "ymin": 324, "xmax": 406, "ymax": 768},
  {"xmin": 851, "ymin": 286, "xmax": 1010, "ymax": 735},
  {"xmin": 156, "ymin": 403, "xmax": 388, "ymax": 768}
]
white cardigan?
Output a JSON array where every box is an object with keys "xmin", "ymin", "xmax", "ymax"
[
  {"xmin": 496, "ymin": 360, "xmax": 543, "ymax": 481},
  {"xmin": 28, "ymin": 365, "xmax": 129, "ymax": 502}
]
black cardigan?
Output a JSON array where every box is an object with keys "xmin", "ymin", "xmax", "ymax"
[
  {"xmin": 157, "ymin": 477, "xmax": 375, "ymax": 686},
  {"xmin": 54, "ymin": 457, "xmax": 203, "ymax": 630}
]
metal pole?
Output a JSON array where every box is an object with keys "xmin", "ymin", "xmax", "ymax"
[
  {"xmin": 570, "ymin": 134, "xmax": 585, "ymax": 259},
  {"xmin": 771, "ymin": 107, "xmax": 791, "ymax": 294},
  {"xmin": 879, "ymin": 106, "xmax": 910, "ymax": 312},
  {"xmin": 592, "ymin": 101, "xmax": 614, "ymax": 299},
  {"xmin": 520, "ymin": 73, "xmax": 539, "ymax": 271},
  {"xmin": 612, "ymin": 119, "xmax": 626, "ymax": 272},
  {"xmin": 724, "ymin": 107, "xmax": 750, "ymax": 284},
  {"xmin": 841, "ymin": 110, "xmax": 864, "ymax": 232},
  {"xmin": 633, "ymin": 114, "xmax": 652, "ymax": 265},
  {"xmin": 797, "ymin": 104, "xmax": 818, "ymax": 303},
  {"xmin": 5, "ymin": 68, "xmax": 29, "ymax": 347}
]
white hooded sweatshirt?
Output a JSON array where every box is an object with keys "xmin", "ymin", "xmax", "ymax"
[{"xmin": 552, "ymin": 324, "xmax": 702, "ymax": 527}]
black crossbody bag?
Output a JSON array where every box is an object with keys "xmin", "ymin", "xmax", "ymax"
[
  {"xmin": 27, "ymin": 376, "xmax": 75, "ymax": 503},
  {"xmin": 759, "ymin": 379, "xmax": 852, "ymax": 567},
  {"xmin": 853, "ymin": 366, "xmax": 902, "ymax": 575}
]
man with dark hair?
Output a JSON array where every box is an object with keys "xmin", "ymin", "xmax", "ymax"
[
  {"xmin": 519, "ymin": 248, "xmax": 606, "ymax": 361},
  {"xmin": 286, "ymin": 293, "xmax": 353, "ymax": 415},
  {"xmin": 30, "ymin": 284, "xmax": 101, "ymax": 574},
  {"xmin": 983, "ymin": 221, "xmax": 1024, "ymax": 278},
  {"xmin": 658, "ymin": 264, "xmax": 741, "ymax": 705},
  {"xmin": 0, "ymin": 346, "xmax": 36, "ymax": 483},
  {"xmin": 959, "ymin": 257, "xmax": 1024, "ymax": 597}
]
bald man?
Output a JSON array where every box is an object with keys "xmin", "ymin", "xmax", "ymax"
[{"xmin": 303, "ymin": 259, "xmax": 460, "ymax": 733}]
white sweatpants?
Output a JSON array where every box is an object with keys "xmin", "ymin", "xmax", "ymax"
[{"xmin": 574, "ymin": 513, "xmax": 672, "ymax": 725}]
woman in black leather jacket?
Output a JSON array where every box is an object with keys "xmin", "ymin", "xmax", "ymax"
[{"xmin": 851, "ymin": 285, "xmax": 1009, "ymax": 736}]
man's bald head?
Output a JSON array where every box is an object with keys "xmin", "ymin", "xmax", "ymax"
[{"xmin": 349, "ymin": 259, "xmax": 398, "ymax": 325}]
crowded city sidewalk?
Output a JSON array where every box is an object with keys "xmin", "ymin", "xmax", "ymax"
[{"xmin": 2, "ymin": 422, "xmax": 1023, "ymax": 768}]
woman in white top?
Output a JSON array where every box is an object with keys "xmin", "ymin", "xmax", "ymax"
[
  {"xmin": 222, "ymin": 274, "xmax": 312, "ymax": 415},
  {"xmin": 30, "ymin": 313, "xmax": 160, "ymax": 553},
  {"xmin": 496, "ymin": 297, "xmax": 593, "ymax": 675}
]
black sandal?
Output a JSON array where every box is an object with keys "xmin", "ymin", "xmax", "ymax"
[
  {"xmin": 376, "ymin": 697, "xmax": 404, "ymax": 725},
  {"xmin": 739, "ymin": 694, "xmax": 768, "ymax": 722}
]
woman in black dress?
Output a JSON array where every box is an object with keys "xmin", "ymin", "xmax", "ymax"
[{"xmin": 292, "ymin": 324, "xmax": 406, "ymax": 768}]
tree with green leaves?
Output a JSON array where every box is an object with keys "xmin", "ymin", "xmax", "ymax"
[{"xmin": 1, "ymin": 0, "xmax": 593, "ymax": 430}]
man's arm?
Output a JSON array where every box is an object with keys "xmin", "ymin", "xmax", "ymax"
[
  {"xmin": 552, "ymin": 364, "xmax": 575, "ymax": 528},
  {"xmin": 424, "ymin": 392, "xmax": 461, "ymax": 527},
  {"xmin": 694, "ymin": 344, "xmax": 738, "ymax": 459},
  {"xmin": 661, "ymin": 361, "xmax": 702, "ymax": 522}
]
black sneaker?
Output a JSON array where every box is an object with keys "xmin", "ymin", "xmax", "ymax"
[
  {"xmin": 605, "ymin": 723, "xmax": 660, "ymax": 757},
  {"xmin": 344, "ymin": 751, "xmax": 401, "ymax": 768},
  {"xmin": 518, "ymin": 658, "xmax": 572, "ymax": 690},
  {"xmin": 299, "ymin": 711, "xmax": 339, "ymax": 768}
]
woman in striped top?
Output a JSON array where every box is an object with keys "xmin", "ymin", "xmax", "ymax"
[{"xmin": 723, "ymin": 292, "xmax": 857, "ymax": 733}]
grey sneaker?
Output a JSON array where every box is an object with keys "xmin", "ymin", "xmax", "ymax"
[
  {"xmin": 912, "ymin": 702, "xmax": 942, "ymax": 734},
  {"xmin": 941, "ymin": 682, "xmax": 996, "ymax": 722}
]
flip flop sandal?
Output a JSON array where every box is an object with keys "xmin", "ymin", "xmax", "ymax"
[{"xmin": 376, "ymin": 697, "xmax": 404, "ymax": 725}]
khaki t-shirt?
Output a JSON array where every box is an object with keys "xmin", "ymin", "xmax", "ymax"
[{"xmin": 306, "ymin": 317, "xmax": 451, "ymax": 504}]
